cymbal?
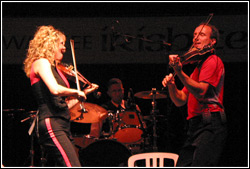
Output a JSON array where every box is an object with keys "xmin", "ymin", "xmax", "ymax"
[
  {"xmin": 69, "ymin": 102, "xmax": 108, "ymax": 123},
  {"xmin": 134, "ymin": 90, "xmax": 167, "ymax": 99}
]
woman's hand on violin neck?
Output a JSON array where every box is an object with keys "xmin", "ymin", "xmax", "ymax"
[{"xmin": 91, "ymin": 83, "xmax": 99, "ymax": 89}]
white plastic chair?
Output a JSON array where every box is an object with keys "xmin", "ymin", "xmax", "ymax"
[{"xmin": 128, "ymin": 152, "xmax": 179, "ymax": 167}]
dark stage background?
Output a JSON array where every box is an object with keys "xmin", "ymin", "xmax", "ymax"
[{"xmin": 2, "ymin": 2, "xmax": 249, "ymax": 167}]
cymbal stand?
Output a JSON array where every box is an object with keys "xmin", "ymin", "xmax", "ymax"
[
  {"xmin": 21, "ymin": 111, "xmax": 38, "ymax": 167},
  {"xmin": 151, "ymin": 88, "xmax": 159, "ymax": 151},
  {"xmin": 135, "ymin": 110, "xmax": 146, "ymax": 134},
  {"xmin": 22, "ymin": 110, "xmax": 47, "ymax": 167}
]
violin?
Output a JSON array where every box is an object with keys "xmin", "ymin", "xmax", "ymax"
[
  {"xmin": 162, "ymin": 45, "xmax": 214, "ymax": 90},
  {"xmin": 57, "ymin": 62, "xmax": 101, "ymax": 97},
  {"xmin": 180, "ymin": 44, "xmax": 214, "ymax": 65},
  {"xmin": 57, "ymin": 62, "xmax": 91, "ymax": 88},
  {"xmin": 57, "ymin": 62, "xmax": 101, "ymax": 100}
]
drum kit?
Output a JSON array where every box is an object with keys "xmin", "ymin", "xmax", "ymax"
[
  {"xmin": 70, "ymin": 88, "xmax": 167, "ymax": 166},
  {"xmin": 2, "ymin": 88, "xmax": 167, "ymax": 167}
]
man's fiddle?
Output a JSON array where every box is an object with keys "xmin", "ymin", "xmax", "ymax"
[{"xmin": 162, "ymin": 13, "xmax": 215, "ymax": 88}]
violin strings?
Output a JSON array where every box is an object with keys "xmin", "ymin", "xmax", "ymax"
[{"xmin": 76, "ymin": 71, "xmax": 92, "ymax": 86}]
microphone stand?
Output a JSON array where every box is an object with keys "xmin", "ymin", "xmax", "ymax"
[
  {"xmin": 115, "ymin": 32, "xmax": 172, "ymax": 47},
  {"xmin": 150, "ymin": 88, "xmax": 159, "ymax": 152},
  {"xmin": 111, "ymin": 20, "xmax": 171, "ymax": 47}
]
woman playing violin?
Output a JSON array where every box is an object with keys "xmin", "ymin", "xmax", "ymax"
[
  {"xmin": 162, "ymin": 23, "xmax": 227, "ymax": 166},
  {"xmin": 23, "ymin": 25, "xmax": 98, "ymax": 166}
]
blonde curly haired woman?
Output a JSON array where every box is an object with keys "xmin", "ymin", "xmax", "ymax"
[{"xmin": 24, "ymin": 25, "xmax": 98, "ymax": 166}]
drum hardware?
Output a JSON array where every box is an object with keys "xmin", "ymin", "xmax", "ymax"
[
  {"xmin": 114, "ymin": 109, "xmax": 123, "ymax": 129},
  {"xmin": 100, "ymin": 110, "xmax": 120, "ymax": 138},
  {"xmin": 21, "ymin": 110, "xmax": 42, "ymax": 167},
  {"xmin": 105, "ymin": 109, "xmax": 125, "ymax": 136},
  {"xmin": 20, "ymin": 110, "xmax": 37, "ymax": 123},
  {"xmin": 151, "ymin": 88, "xmax": 159, "ymax": 151},
  {"xmin": 115, "ymin": 109, "xmax": 120, "ymax": 121},
  {"xmin": 40, "ymin": 146, "xmax": 47, "ymax": 167},
  {"xmin": 98, "ymin": 111, "xmax": 113, "ymax": 138},
  {"xmin": 134, "ymin": 109, "xmax": 147, "ymax": 133},
  {"xmin": 135, "ymin": 88, "xmax": 165, "ymax": 152},
  {"xmin": 133, "ymin": 110, "xmax": 148, "ymax": 151}
]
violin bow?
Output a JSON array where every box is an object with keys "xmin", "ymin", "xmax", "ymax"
[
  {"xmin": 70, "ymin": 39, "xmax": 87, "ymax": 114},
  {"xmin": 188, "ymin": 13, "xmax": 214, "ymax": 52}
]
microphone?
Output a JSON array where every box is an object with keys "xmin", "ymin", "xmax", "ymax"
[
  {"xmin": 111, "ymin": 20, "xmax": 119, "ymax": 32},
  {"xmin": 162, "ymin": 40, "xmax": 172, "ymax": 46},
  {"xmin": 126, "ymin": 88, "xmax": 135, "ymax": 109},
  {"xmin": 113, "ymin": 20, "xmax": 130, "ymax": 43},
  {"xmin": 111, "ymin": 25, "xmax": 116, "ymax": 46},
  {"xmin": 111, "ymin": 20, "xmax": 119, "ymax": 46},
  {"xmin": 124, "ymin": 37, "xmax": 130, "ymax": 43}
]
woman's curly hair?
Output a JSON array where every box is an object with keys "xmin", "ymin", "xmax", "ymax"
[{"xmin": 23, "ymin": 25, "xmax": 65, "ymax": 78}]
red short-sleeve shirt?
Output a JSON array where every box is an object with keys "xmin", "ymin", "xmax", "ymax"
[{"xmin": 182, "ymin": 54, "xmax": 225, "ymax": 120}]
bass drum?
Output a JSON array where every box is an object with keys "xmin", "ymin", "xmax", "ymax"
[{"xmin": 79, "ymin": 139, "xmax": 131, "ymax": 167}]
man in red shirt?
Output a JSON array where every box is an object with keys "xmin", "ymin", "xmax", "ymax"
[{"xmin": 162, "ymin": 23, "xmax": 227, "ymax": 166}]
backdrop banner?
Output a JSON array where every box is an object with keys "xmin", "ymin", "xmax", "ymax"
[{"xmin": 2, "ymin": 15, "xmax": 247, "ymax": 64}]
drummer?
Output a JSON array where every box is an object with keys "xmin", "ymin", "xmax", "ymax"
[{"xmin": 89, "ymin": 78, "xmax": 145, "ymax": 138}]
